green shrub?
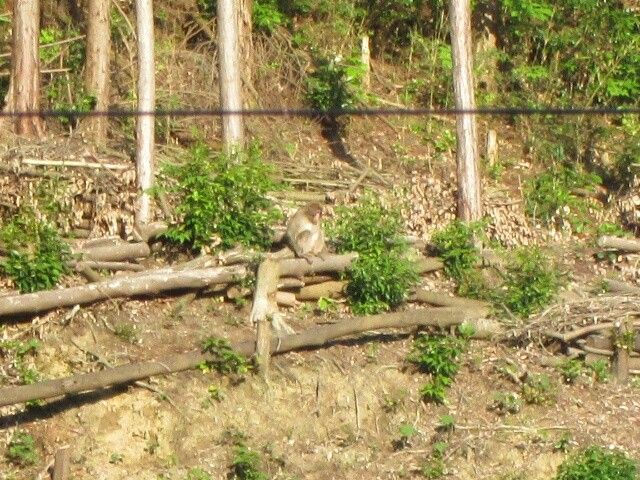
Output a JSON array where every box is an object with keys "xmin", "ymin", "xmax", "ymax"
[
  {"xmin": 6, "ymin": 431, "xmax": 39, "ymax": 466},
  {"xmin": 200, "ymin": 338, "xmax": 253, "ymax": 376},
  {"xmin": 329, "ymin": 193, "xmax": 419, "ymax": 314},
  {"xmin": 162, "ymin": 143, "xmax": 283, "ymax": 252},
  {"xmin": 186, "ymin": 468, "xmax": 212, "ymax": 480},
  {"xmin": 521, "ymin": 373, "xmax": 556, "ymax": 405},
  {"xmin": 554, "ymin": 446, "xmax": 637, "ymax": 480},
  {"xmin": 407, "ymin": 326, "xmax": 473, "ymax": 404},
  {"xmin": 499, "ymin": 247, "xmax": 562, "ymax": 318},
  {"xmin": 230, "ymin": 445, "xmax": 268, "ymax": 480},
  {"xmin": 430, "ymin": 220, "xmax": 483, "ymax": 285},
  {"xmin": 524, "ymin": 164, "xmax": 602, "ymax": 233},
  {"xmin": 305, "ymin": 53, "xmax": 365, "ymax": 118},
  {"xmin": 253, "ymin": 0, "xmax": 285, "ymax": 33},
  {"xmin": 0, "ymin": 214, "xmax": 71, "ymax": 293}
]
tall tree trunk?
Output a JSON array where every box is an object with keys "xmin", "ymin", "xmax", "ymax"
[
  {"xmin": 239, "ymin": 0, "xmax": 253, "ymax": 99},
  {"xmin": 449, "ymin": 0, "xmax": 481, "ymax": 221},
  {"xmin": 217, "ymin": 0, "xmax": 244, "ymax": 152},
  {"xmin": 10, "ymin": 0, "xmax": 45, "ymax": 136},
  {"xmin": 135, "ymin": 0, "xmax": 155, "ymax": 225},
  {"xmin": 84, "ymin": 0, "xmax": 111, "ymax": 145}
]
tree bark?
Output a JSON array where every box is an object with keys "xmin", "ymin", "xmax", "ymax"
[
  {"xmin": 217, "ymin": 0, "xmax": 244, "ymax": 152},
  {"xmin": 9, "ymin": 0, "xmax": 45, "ymax": 136},
  {"xmin": 135, "ymin": 0, "xmax": 155, "ymax": 225},
  {"xmin": 84, "ymin": 0, "xmax": 111, "ymax": 144},
  {"xmin": 597, "ymin": 236, "xmax": 640, "ymax": 253},
  {"xmin": 0, "ymin": 308, "xmax": 498, "ymax": 407},
  {"xmin": 449, "ymin": 0, "xmax": 481, "ymax": 221}
]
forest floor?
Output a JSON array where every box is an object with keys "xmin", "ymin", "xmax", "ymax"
[{"xmin": 0, "ymin": 100, "xmax": 639, "ymax": 480}]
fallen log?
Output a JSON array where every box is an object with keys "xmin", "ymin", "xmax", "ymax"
[
  {"xmin": 0, "ymin": 307, "xmax": 499, "ymax": 407},
  {"xmin": 75, "ymin": 242, "xmax": 151, "ymax": 262},
  {"xmin": 0, "ymin": 265, "xmax": 247, "ymax": 319},
  {"xmin": 72, "ymin": 261, "xmax": 146, "ymax": 272},
  {"xmin": 411, "ymin": 290, "xmax": 490, "ymax": 316},
  {"xmin": 296, "ymin": 281, "xmax": 346, "ymax": 301},
  {"xmin": 597, "ymin": 236, "xmax": 640, "ymax": 252},
  {"xmin": 603, "ymin": 279, "xmax": 640, "ymax": 295}
]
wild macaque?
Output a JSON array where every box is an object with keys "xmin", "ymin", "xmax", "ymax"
[{"xmin": 286, "ymin": 202, "xmax": 327, "ymax": 263}]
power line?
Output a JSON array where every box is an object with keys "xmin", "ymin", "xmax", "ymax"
[{"xmin": 0, "ymin": 106, "xmax": 639, "ymax": 119}]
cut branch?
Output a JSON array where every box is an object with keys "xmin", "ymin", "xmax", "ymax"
[
  {"xmin": 597, "ymin": 236, "xmax": 640, "ymax": 252},
  {"xmin": 0, "ymin": 307, "xmax": 498, "ymax": 407}
]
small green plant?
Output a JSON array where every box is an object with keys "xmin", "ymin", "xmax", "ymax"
[
  {"xmin": 407, "ymin": 326, "xmax": 472, "ymax": 404},
  {"xmin": 393, "ymin": 423, "xmax": 418, "ymax": 450},
  {"xmin": 521, "ymin": 373, "xmax": 557, "ymax": 405},
  {"xmin": 161, "ymin": 143, "xmax": 283, "ymax": 252},
  {"xmin": 586, "ymin": 360, "xmax": 609, "ymax": 383},
  {"xmin": 554, "ymin": 433, "xmax": 574, "ymax": 453},
  {"xmin": 316, "ymin": 296, "xmax": 338, "ymax": 313},
  {"xmin": 0, "ymin": 213, "xmax": 71, "ymax": 293},
  {"xmin": 430, "ymin": 220, "xmax": 484, "ymax": 287},
  {"xmin": 421, "ymin": 441, "xmax": 447, "ymax": 479},
  {"xmin": 186, "ymin": 467, "xmax": 213, "ymax": 480},
  {"xmin": 305, "ymin": 53, "xmax": 365, "ymax": 115},
  {"xmin": 490, "ymin": 392, "xmax": 522, "ymax": 415},
  {"xmin": 554, "ymin": 445, "xmax": 637, "ymax": 480},
  {"xmin": 330, "ymin": 193, "xmax": 419, "ymax": 314},
  {"xmin": 114, "ymin": 323, "xmax": 138, "ymax": 343},
  {"xmin": 6, "ymin": 431, "xmax": 39, "ymax": 466},
  {"xmin": 436, "ymin": 414, "xmax": 456, "ymax": 432},
  {"xmin": 200, "ymin": 338, "xmax": 252, "ymax": 376},
  {"xmin": 207, "ymin": 385, "xmax": 225, "ymax": 402},
  {"xmin": 524, "ymin": 165, "xmax": 602, "ymax": 234},
  {"xmin": 498, "ymin": 247, "xmax": 562, "ymax": 318},
  {"xmin": 253, "ymin": 0, "xmax": 285, "ymax": 34},
  {"xmin": 557, "ymin": 359, "xmax": 585, "ymax": 384},
  {"xmin": 230, "ymin": 445, "xmax": 268, "ymax": 480},
  {"xmin": 109, "ymin": 452, "xmax": 124, "ymax": 464}
]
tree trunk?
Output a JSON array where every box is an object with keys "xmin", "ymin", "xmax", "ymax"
[
  {"xmin": 135, "ymin": 0, "xmax": 155, "ymax": 225},
  {"xmin": 84, "ymin": 0, "xmax": 111, "ymax": 144},
  {"xmin": 10, "ymin": 0, "xmax": 45, "ymax": 136},
  {"xmin": 449, "ymin": 0, "xmax": 481, "ymax": 221},
  {"xmin": 238, "ymin": 0, "xmax": 253, "ymax": 96},
  {"xmin": 217, "ymin": 0, "xmax": 244, "ymax": 152}
]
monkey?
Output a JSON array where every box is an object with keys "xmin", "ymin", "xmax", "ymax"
[{"xmin": 286, "ymin": 202, "xmax": 327, "ymax": 264}]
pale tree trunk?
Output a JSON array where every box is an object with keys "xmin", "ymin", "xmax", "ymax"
[
  {"xmin": 84, "ymin": 0, "xmax": 111, "ymax": 144},
  {"xmin": 238, "ymin": 0, "xmax": 253, "ymax": 97},
  {"xmin": 449, "ymin": 0, "xmax": 481, "ymax": 221},
  {"xmin": 9, "ymin": 0, "xmax": 45, "ymax": 136},
  {"xmin": 217, "ymin": 0, "xmax": 244, "ymax": 152},
  {"xmin": 135, "ymin": 0, "xmax": 155, "ymax": 225}
]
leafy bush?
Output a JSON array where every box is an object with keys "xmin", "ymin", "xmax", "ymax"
[
  {"xmin": 329, "ymin": 193, "xmax": 419, "ymax": 314},
  {"xmin": 521, "ymin": 373, "xmax": 556, "ymax": 405},
  {"xmin": 407, "ymin": 325, "xmax": 473, "ymax": 404},
  {"xmin": 253, "ymin": 0, "xmax": 285, "ymax": 33},
  {"xmin": 230, "ymin": 445, "xmax": 268, "ymax": 480},
  {"xmin": 499, "ymin": 247, "xmax": 562, "ymax": 318},
  {"xmin": 524, "ymin": 164, "xmax": 602, "ymax": 233},
  {"xmin": 305, "ymin": 53, "xmax": 365, "ymax": 119},
  {"xmin": 6, "ymin": 431, "xmax": 39, "ymax": 466},
  {"xmin": 162, "ymin": 143, "xmax": 283, "ymax": 252},
  {"xmin": 430, "ymin": 220, "xmax": 484, "ymax": 284},
  {"xmin": 0, "ymin": 214, "xmax": 71, "ymax": 293},
  {"xmin": 200, "ymin": 338, "xmax": 253, "ymax": 376},
  {"xmin": 554, "ymin": 446, "xmax": 637, "ymax": 480}
]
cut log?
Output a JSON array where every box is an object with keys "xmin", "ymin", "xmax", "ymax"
[
  {"xmin": 72, "ymin": 261, "xmax": 145, "ymax": 272},
  {"xmin": 597, "ymin": 236, "xmax": 640, "ymax": 252},
  {"xmin": 0, "ymin": 307, "xmax": 499, "ymax": 407},
  {"xmin": 76, "ymin": 242, "xmax": 151, "ymax": 262},
  {"xmin": 603, "ymin": 278, "xmax": 640, "ymax": 295},
  {"xmin": 276, "ymin": 291, "xmax": 299, "ymax": 308},
  {"xmin": 0, "ymin": 265, "xmax": 247, "ymax": 319},
  {"xmin": 415, "ymin": 256, "xmax": 444, "ymax": 273},
  {"xmin": 296, "ymin": 281, "xmax": 346, "ymax": 301},
  {"xmin": 410, "ymin": 290, "xmax": 490, "ymax": 316}
]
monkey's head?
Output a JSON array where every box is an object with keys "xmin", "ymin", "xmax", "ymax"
[{"xmin": 304, "ymin": 202, "xmax": 323, "ymax": 224}]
